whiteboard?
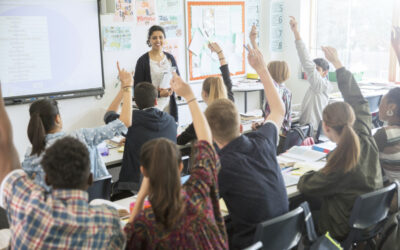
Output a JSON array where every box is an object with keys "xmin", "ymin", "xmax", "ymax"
[
  {"xmin": 0, "ymin": 0, "xmax": 104, "ymax": 102},
  {"xmin": 186, "ymin": 1, "xmax": 246, "ymax": 82}
]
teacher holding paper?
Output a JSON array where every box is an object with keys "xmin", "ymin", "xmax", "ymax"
[{"xmin": 134, "ymin": 25, "xmax": 179, "ymax": 122}]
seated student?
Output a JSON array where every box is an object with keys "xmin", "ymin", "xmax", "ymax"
[
  {"xmin": 298, "ymin": 47, "xmax": 383, "ymax": 240},
  {"xmin": 374, "ymin": 29, "xmax": 400, "ymax": 182},
  {"xmin": 205, "ymin": 45, "xmax": 289, "ymax": 249},
  {"xmin": 289, "ymin": 17, "xmax": 331, "ymax": 129},
  {"xmin": 374, "ymin": 87, "xmax": 400, "ymax": 183},
  {"xmin": 177, "ymin": 42, "xmax": 234, "ymax": 146},
  {"xmin": 104, "ymin": 67, "xmax": 177, "ymax": 193},
  {"xmin": 22, "ymin": 64, "xmax": 133, "ymax": 189},
  {"xmin": 0, "ymin": 89, "xmax": 125, "ymax": 248},
  {"xmin": 124, "ymin": 73, "xmax": 228, "ymax": 249}
]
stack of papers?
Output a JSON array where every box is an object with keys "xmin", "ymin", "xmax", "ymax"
[{"xmin": 281, "ymin": 146, "xmax": 327, "ymax": 162}]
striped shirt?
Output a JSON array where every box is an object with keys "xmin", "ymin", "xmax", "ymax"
[
  {"xmin": 374, "ymin": 125, "xmax": 400, "ymax": 182},
  {"xmin": 0, "ymin": 170, "xmax": 125, "ymax": 249}
]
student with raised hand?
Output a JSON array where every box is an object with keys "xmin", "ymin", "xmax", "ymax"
[
  {"xmin": 250, "ymin": 25, "xmax": 292, "ymax": 153},
  {"xmin": 205, "ymin": 45, "xmax": 288, "ymax": 249},
  {"xmin": 289, "ymin": 16, "xmax": 331, "ymax": 130},
  {"xmin": 124, "ymin": 73, "xmax": 228, "ymax": 249},
  {"xmin": 22, "ymin": 64, "xmax": 133, "ymax": 189},
  {"xmin": 0, "ymin": 88, "xmax": 125, "ymax": 248},
  {"xmin": 177, "ymin": 41, "xmax": 234, "ymax": 146},
  {"xmin": 298, "ymin": 46, "xmax": 383, "ymax": 240}
]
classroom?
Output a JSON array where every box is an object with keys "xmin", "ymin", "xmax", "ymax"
[{"xmin": 0, "ymin": 0, "xmax": 400, "ymax": 249}]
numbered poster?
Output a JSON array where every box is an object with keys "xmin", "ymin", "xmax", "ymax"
[{"xmin": 270, "ymin": 0, "xmax": 284, "ymax": 52}]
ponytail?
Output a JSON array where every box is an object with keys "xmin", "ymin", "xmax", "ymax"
[
  {"xmin": 27, "ymin": 113, "xmax": 47, "ymax": 156},
  {"xmin": 202, "ymin": 77, "xmax": 227, "ymax": 103},
  {"xmin": 27, "ymin": 99, "xmax": 59, "ymax": 156},
  {"xmin": 321, "ymin": 102, "xmax": 360, "ymax": 174},
  {"xmin": 140, "ymin": 138, "xmax": 185, "ymax": 229}
]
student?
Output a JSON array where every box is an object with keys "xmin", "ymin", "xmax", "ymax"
[
  {"xmin": 22, "ymin": 64, "xmax": 133, "ymax": 190},
  {"xmin": 104, "ymin": 70, "xmax": 177, "ymax": 194},
  {"xmin": 374, "ymin": 88, "xmax": 400, "ymax": 182},
  {"xmin": 205, "ymin": 45, "xmax": 288, "ymax": 249},
  {"xmin": 297, "ymin": 46, "xmax": 383, "ymax": 240},
  {"xmin": 0, "ymin": 88, "xmax": 125, "ymax": 248},
  {"xmin": 289, "ymin": 17, "xmax": 331, "ymax": 129},
  {"xmin": 124, "ymin": 73, "xmax": 228, "ymax": 249},
  {"xmin": 134, "ymin": 25, "xmax": 179, "ymax": 121},
  {"xmin": 177, "ymin": 42, "xmax": 234, "ymax": 146}
]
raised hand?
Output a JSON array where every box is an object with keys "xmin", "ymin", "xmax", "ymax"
[
  {"xmin": 247, "ymin": 45, "xmax": 267, "ymax": 72},
  {"xmin": 159, "ymin": 88, "xmax": 173, "ymax": 97},
  {"xmin": 208, "ymin": 42, "xmax": 222, "ymax": 54},
  {"xmin": 170, "ymin": 72, "xmax": 194, "ymax": 101},
  {"xmin": 117, "ymin": 61, "xmax": 133, "ymax": 89},
  {"xmin": 321, "ymin": 46, "xmax": 343, "ymax": 69},
  {"xmin": 250, "ymin": 25, "xmax": 258, "ymax": 48},
  {"xmin": 289, "ymin": 16, "xmax": 298, "ymax": 33}
]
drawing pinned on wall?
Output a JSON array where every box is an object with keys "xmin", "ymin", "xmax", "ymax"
[
  {"xmin": 114, "ymin": 0, "xmax": 134, "ymax": 22},
  {"xmin": 163, "ymin": 38, "xmax": 180, "ymax": 64},
  {"xmin": 202, "ymin": 8, "xmax": 215, "ymax": 37},
  {"xmin": 136, "ymin": 0, "xmax": 156, "ymax": 26},
  {"xmin": 246, "ymin": 0, "xmax": 260, "ymax": 45},
  {"xmin": 156, "ymin": 0, "xmax": 180, "ymax": 15},
  {"xmin": 102, "ymin": 26, "xmax": 132, "ymax": 51},
  {"xmin": 270, "ymin": 0, "xmax": 284, "ymax": 52},
  {"xmin": 158, "ymin": 15, "xmax": 183, "ymax": 38}
]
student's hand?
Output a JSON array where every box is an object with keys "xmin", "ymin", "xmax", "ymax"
[
  {"xmin": 289, "ymin": 16, "xmax": 298, "ymax": 32},
  {"xmin": 321, "ymin": 46, "xmax": 343, "ymax": 69},
  {"xmin": 250, "ymin": 25, "xmax": 258, "ymax": 45},
  {"xmin": 251, "ymin": 122, "xmax": 262, "ymax": 131},
  {"xmin": 170, "ymin": 72, "xmax": 195, "ymax": 101},
  {"xmin": 208, "ymin": 42, "xmax": 222, "ymax": 54},
  {"xmin": 117, "ymin": 61, "xmax": 133, "ymax": 89},
  {"xmin": 247, "ymin": 45, "xmax": 267, "ymax": 72},
  {"xmin": 159, "ymin": 88, "xmax": 172, "ymax": 97},
  {"xmin": 392, "ymin": 27, "xmax": 400, "ymax": 53}
]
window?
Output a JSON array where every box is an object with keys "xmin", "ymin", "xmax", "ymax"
[{"xmin": 309, "ymin": 0, "xmax": 399, "ymax": 82}]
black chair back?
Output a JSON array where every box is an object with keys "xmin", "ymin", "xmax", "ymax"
[
  {"xmin": 252, "ymin": 202, "xmax": 310, "ymax": 250},
  {"xmin": 282, "ymin": 124, "xmax": 313, "ymax": 152},
  {"xmin": 87, "ymin": 176, "xmax": 112, "ymax": 201},
  {"xmin": 342, "ymin": 182, "xmax": 398, "ymax": 249}
]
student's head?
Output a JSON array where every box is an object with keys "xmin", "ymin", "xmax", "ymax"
[
  {"xmin": 322, "ymin": 102, "xmax": 360, "ymax": 174},
  {"xmin": 205, "ymin": 99, "xmax": 241, "ymax": 147},
  {"xmin": 140, "ymin": 138, "xmax": 184, "ymax": 229},
  {"xmin": 313, "ymin": 58, "xmax": 329, "ymax": 78},
  {"xmin": 147, "ymin": 25, "xmax": 166, "ymax": 49},
  {"xmin": 379, "ymin": 87, "xmax": 400, "ymax": 124},
  {"xmin": 201, "ymin": 76, "xmax": 228, "ymax": 105},
  {"xmin": 27, "ymin": 99, "xmax": 61, "ymax": 156},
  {"xmin": 134, "ymin": 82, "xmax": 158, "ymax": 109},
  {"xmin": 41, "ymin": 137, "xmax": 93, "ymax": 190},
  {"xmin": 267, "ymin": 61, "xmax": 290, "ymax": 84}
]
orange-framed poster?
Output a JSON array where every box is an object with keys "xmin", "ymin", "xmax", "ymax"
[{"xmin": 186, "ymin": 1, "xmax": 245, "ymax": 81}]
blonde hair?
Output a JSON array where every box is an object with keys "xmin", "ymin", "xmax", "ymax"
[
  {"xmin": 267, "ymin": 61, "xmax": 290, "ymax": 84},
  {"xmin": 202, "ymin": 76, "xmax": 227, "ymax": 103},
  {"xmin": 322, "ymin": 102, "xmax": 360, "ymax": 174},
  {"xmin": 205, "ymin": 99, "xmax": 240, "ymax": 144}
]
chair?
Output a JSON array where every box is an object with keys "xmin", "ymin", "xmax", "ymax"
[
  {"xmin": 366, "ymin": 95, "xmax": 383, "ymax": 128},
  {"xmin": 341, "ymin": 182, "xmax": 398, "ymax": 249},
  {"xmin": 251, "ymin": 202, "xmax": 312, "ymax": 250},
  {"xmin": 282, "ymin": 124, "xmax": 313, "ymax": 152},
  {"xmin": 87, "ymin": 176, "xmax": 112, "ymax": 201},
  {"xmin": 315, "ymin": 120, "xmax": 330, "ymax": 143}
]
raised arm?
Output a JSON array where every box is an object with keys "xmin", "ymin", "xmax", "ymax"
[
  {"xmin": 392, "ymin": 27, "xmax": 400, "ymax": 64},
  {"xmin": 247, "ymin": 46, "xmax": 285, "ymax": 128},
  {"xmin": 171, "ymin": 73, "xmax": 212, "ymax": 145},
  {"xmin": 249, "ymin": 24, "xmax": 259, "ymax": 50},
  {"xmin": 117, "ymin": 62, "xmax": 133, "ymax": 128},
  {"xmin": 208, "ymin": 42, "xmax": 234, "ymax": 102},
  {"xmin": 0, "ymin": 84, "xmax": 21, "ymax": 184},
  {"xmin": 322, "ymin": 46, "xmax": 372, "ymax": 134}
]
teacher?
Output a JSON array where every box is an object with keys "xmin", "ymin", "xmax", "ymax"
[{"xmin": 134, "ymin": 25, "xmax": 179, "ymax": 122}]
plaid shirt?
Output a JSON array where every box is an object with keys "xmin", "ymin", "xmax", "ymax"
[{"xmin": 0, "ymin": 170, "xmax": 125, "ymax": 249}]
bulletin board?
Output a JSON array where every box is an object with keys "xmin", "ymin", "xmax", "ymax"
[{"xmin": 186, "ymin": 1, "xmax": 245, "ymax": 82}]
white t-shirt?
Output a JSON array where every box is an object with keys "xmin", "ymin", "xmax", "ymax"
[{"xmin": 150, "ymin": 55, "xmax": 172, "ymax": 111}]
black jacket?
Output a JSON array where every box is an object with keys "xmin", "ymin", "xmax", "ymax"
[
  {"xmin": 177, "ymin": 64, "xmax": 234, "ymax": 145},
  {"xmin": 134, "ymin": 52, "xmax": 179, "ymax": 122}
]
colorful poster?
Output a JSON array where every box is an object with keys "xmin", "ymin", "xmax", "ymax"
[
  {"xmin": 102, "ymin": 26, "xmax": 132, "ymax": 51},
  {"xmin": 156, "ymin": 0, "xmax": 179, "ymax": 15},
  {"xmin": 136, "ymin": 0, "xmax": 156, "ymax": 26},
  {"xmin": 163, "ymin": 38, "xmax": 180, "ymax": 65},
  {"xmin": 114, "ymin": 0, "xmax": 134, "ymax": 22},
  {"xmin": 158, "ymin": 15, "xmax": 183, "ymax": 38},
  {"xmin": 270, "ymin": 0, "xmax": 284, "ymax": 52}
]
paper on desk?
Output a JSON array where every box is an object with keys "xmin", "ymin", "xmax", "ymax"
[
  {"xmin": 281, "ymin": 146, "xmax": 326, "ymax": 162},
  {"xmin": 290, "ymin": 161, "xmax": 326, "ymax": 176},
  {"xmin": 90, "ymin": 199, "xmax": 128, "ymax": 212}
]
